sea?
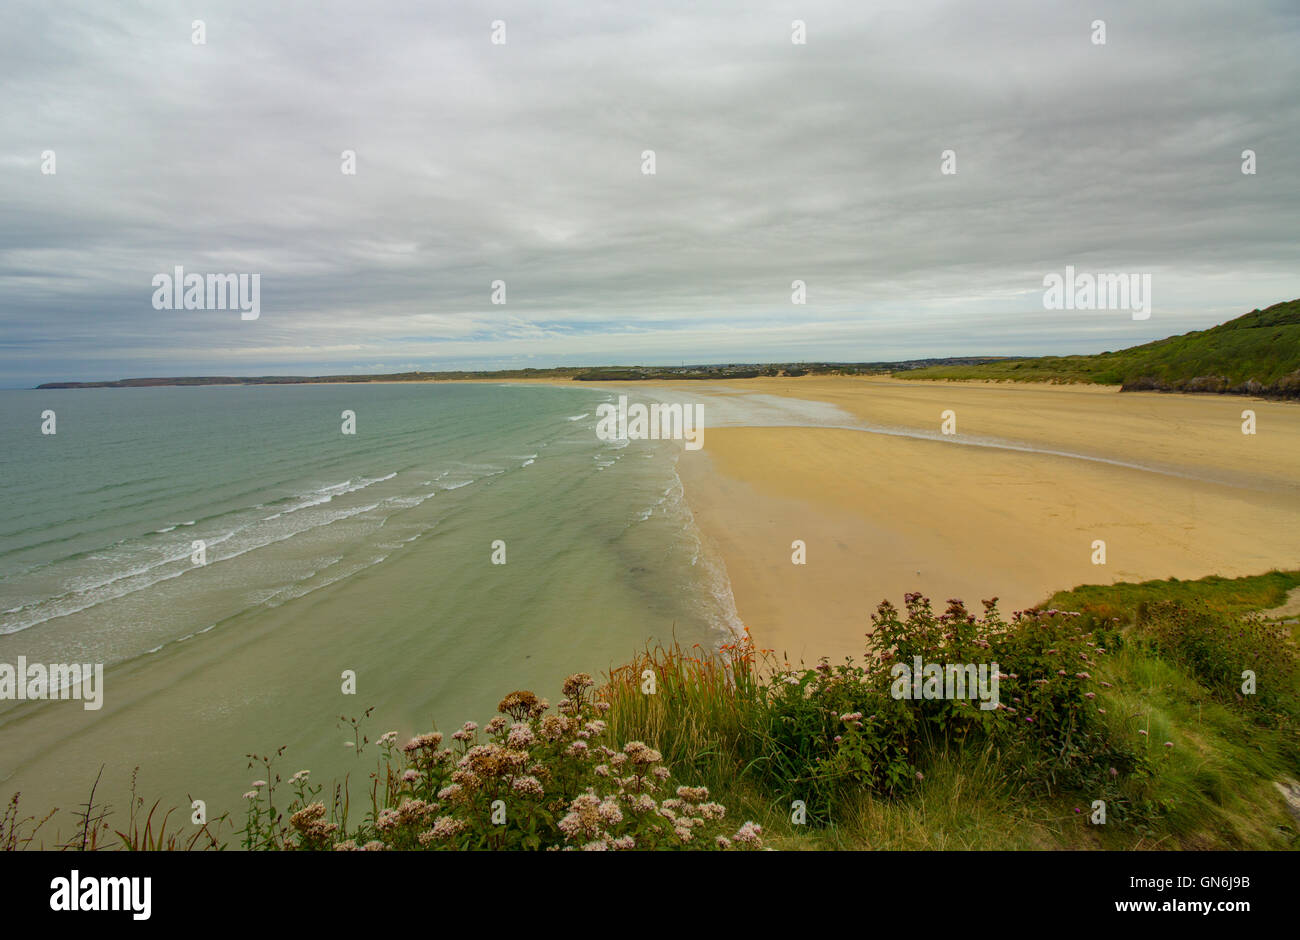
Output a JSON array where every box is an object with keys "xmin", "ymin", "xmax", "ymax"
[{"xmin": 0, "ymin": 382, "xmax": 743, "ymax": 829}]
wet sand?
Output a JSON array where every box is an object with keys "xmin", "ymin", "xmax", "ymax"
[{"xmin": 667, "ymin": 378, "xmax": 1299, "ymax": 666}]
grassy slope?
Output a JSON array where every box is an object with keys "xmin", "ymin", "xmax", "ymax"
[
  {"xmin": 896, "ymin": 298, "xmax": 1300, "ymax": 393},
  {"xmin": 608, "ymin": 571, "xmax": 1300, "ymax": 851},
  {"xmin": 1044, "ymin": 570, "xmax": 1300, "ymax": 622}
]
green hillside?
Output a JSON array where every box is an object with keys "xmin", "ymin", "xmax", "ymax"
[{"xmin": 899, "ymin": 298, "xmax": 1300, "ymax": 397}]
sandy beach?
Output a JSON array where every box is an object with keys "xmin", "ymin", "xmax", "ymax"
[{"xmin": 659, "ymin": 377, "xmax": 1300, "ymax": 666}]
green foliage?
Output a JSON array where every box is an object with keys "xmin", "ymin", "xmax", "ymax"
[
  {"xmin": 1045, "ymin": 570, "xmax": 1300, "ymax": 621},
  {"xmin": 898, "ymin": 298, "xmax": 1300, "ymax": 395},
  {"xmin": 747, "ymin": 596, "xmax": 1144, "ymax": 821},
  {"xmin": 1135, "ymin": 600, "xmax": 1299, "ymax": 717},
  {"xmin": 601, "ymin": 581, "xmax": 1298, "ymax": 848}
]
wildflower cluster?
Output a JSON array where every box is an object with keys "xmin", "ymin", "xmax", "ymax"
[
  {"xmin": 756, "ymin": 594, "xmax": 1143, "ymax": 820},
  {"xmin": 240, "ymin": 675, "xmax": 762, "ymax": 851}
]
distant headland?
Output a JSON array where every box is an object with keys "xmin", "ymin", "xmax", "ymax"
[{"xmin": 34, "ymin": 358, "xmax": 1004, "ymax": 389}]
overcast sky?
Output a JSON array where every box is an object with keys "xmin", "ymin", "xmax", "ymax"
[{"xmin": 2, "ymin": 0, "xmax": 1297, "ymax": 386}]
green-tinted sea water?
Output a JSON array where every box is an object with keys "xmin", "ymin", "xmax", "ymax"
[{"xmin": 0, "ymin": 384, "xmax": 737, "ymax": 829}]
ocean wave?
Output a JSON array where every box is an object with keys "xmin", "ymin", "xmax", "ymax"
[
  {"xmin": 262, "ymin": 473, "xmax": 397, "ymax": 520},
  {"xmin": 664, "ymin": 458, "xmax": 746, "ymax": 646},
  {"xmin": 381, "ymin": 492, "xmax": 437, "ymax": 510},
  {"xmin": 0, "ymin": 491, "xmax": 396, "ymax": 636}
]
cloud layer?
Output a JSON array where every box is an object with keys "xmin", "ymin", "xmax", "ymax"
[{"xmin": 2, "ymin": 0, "xmax": 1298, "ymax": 385}]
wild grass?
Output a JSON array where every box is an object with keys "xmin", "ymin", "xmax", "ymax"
[{"xmin": 1045, "ymin": 570, "xmax": 1300, "ymax": 620}]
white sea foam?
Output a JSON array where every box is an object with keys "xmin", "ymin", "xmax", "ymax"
[{"xmin": 0, "ymin": 472, "xmax": 412, "ymax": 636}]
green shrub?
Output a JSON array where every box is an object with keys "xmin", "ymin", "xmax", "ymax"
[
  {"xmin": 1136, "ymin": 600, "xmax": 1299, "ymax": 716},
  {"xmin": 744, "ymin": 595, "xmax": 1145, "ymax": 822}
]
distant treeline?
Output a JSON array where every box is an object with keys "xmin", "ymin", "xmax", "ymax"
[
  {"xmin": 570, "ymin": 358, "xmax": 1003, "ymax": 381},
  {"xmin": 35, "ymin": 359, "xmax": 1006, "ymax": 389}
]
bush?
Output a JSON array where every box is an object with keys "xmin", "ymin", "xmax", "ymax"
[
  {"xmin": 1136, "ymin": 600, "xmax": 1299, "ymax": 716},
  {"xmin": 745, "ymin": 595, "xmax": 1144, "ymax": 822}
]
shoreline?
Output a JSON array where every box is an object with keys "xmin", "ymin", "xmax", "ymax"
[{"xmin": 665, "ymin": 378, "xmax": 1300, "ymax": 665}]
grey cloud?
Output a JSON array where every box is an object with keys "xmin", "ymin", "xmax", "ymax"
[{"xmin": 1, "ymin": 0, "xmax": 1297, "ymax": 385}]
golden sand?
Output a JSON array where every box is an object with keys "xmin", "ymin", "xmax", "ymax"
[{"xmin": 665, "ymin": 377, "xmax": 1299, "ymax": 666}]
